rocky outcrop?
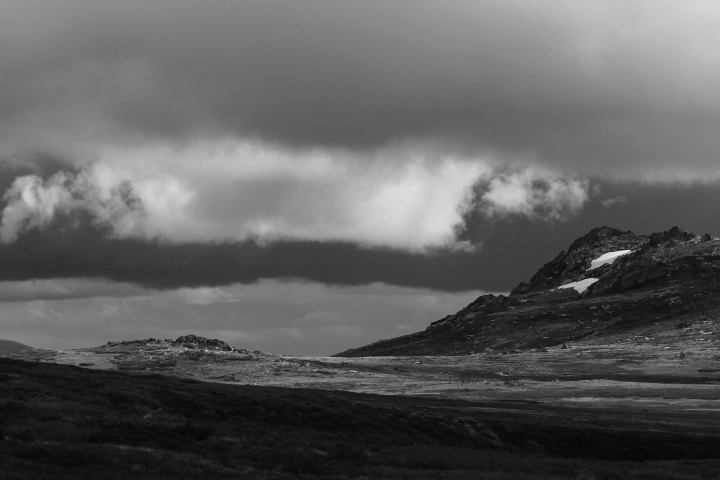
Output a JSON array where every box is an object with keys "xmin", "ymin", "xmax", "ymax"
[
  {"xmin": 511, "ymin": 227, "xmax": 647, "ymax": 295},
  {"xmin": 585, "ymin": 227, "xmax": 719, "ymax": 296},
  {"xmin": 428, "ymin": 294, "xmax": 513, "ymax": 328},
  {"xmin": 511, "ymin": 226, "xmax": 716, "ymax": 297},
  {"xmin": 172, "ymin": 335, "xmax": 233, "ymax": 351},
  {"xmin": 586, "ymin": 261, "xmax": 669, "ymax": 295},
  {"xmin": 465, "ymin": 294, "xmax": 513, "ymax": 313},
  {"xmin": 647, "ymin": 226, "xmax": 698, "ymax": 247},
  {"xmin": 106, "ymin": 334, "xmax": 235, "ymax": 351}
]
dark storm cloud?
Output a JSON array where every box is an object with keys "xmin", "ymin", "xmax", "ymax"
[
  {"xmin": 1, "ymin": 179, "xmax": 719, "ymax": 295},
  {"xmin": 1, "ymin": 1, "xmax": 719, "ymax": 177},
  {"xmin": 0, "ymin": 214, "xmax": 493, "ymax": 291}
]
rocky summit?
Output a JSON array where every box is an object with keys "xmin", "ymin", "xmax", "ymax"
[
  {"xmin": 106, "ymin": 334, "xmax": 235, "ymax": 352},
  {"xmin": 336, "ymin": 226, "xmax": 720, "ymax": 356}
]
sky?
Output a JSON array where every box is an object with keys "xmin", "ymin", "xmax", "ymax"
[{"xmin": 1, "ymin": 1, "xmax": 720, "ymax": 354}]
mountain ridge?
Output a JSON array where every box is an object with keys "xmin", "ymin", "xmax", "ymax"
[
  {"xmin": 336, "ymin": 226, "xmax": 720, "ymax": 357},
  {"xmin": 0, "ymin": 339, "xmax": 34, "ymax": 352}
]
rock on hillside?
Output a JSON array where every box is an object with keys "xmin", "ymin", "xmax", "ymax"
[{"xmin": 336, "ymin": 226, "xmax": 720, "ymax": 357}]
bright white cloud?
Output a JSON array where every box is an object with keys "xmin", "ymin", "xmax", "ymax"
[
  {"xmin": 478, "ymin": 169, "xmax": 590, "ymax": 222},
  {"xmin": 0, "ymin": 167, "xmax": 147, "ymax": 243},
  {"xmin": 0, "ymin": 141, "xmax": 598, "ymax": 249},
  {"xmin": 0, "ymin": 140, "xmax": 489, "ymax": 251},
  {"xmin": 1, "ymin": 173, "xmax": 74, "ymax": 243}
]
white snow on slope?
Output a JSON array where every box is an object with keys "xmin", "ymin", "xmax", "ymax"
[
  {"xmin": 558, "ymin": 278, "xmax": 598, "ymax": 294},
  {"xmin": 588, "ymin": 250, "xmax": 632, "ymax": 270}
]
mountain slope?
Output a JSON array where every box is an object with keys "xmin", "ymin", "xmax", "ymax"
[
  {"xmin": 336, "ymin": 226, "xmax": 720, "ymax": 357},
  {"xmin": 0, "ymin": 339, "xmax": 33, "ymax": 352}
]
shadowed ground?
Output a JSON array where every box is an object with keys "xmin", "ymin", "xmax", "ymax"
[
  {"xmin": 2, "ymin": 356, "xmax": 720, "ymax": 479},
  {"xmin": 2, "ymin": 335, "xmax": 720, "ymax": 478}
]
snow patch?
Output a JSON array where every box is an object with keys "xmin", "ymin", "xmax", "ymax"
[
  {"xmin": 558, "ymin": 278, "xmax": 598, "ymax": 294},
  {"xmin": 588, "ymin": 250, "xmax": 632, "ymax": 270}
]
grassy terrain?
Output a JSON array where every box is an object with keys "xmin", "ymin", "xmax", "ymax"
[{"xmin": 2, "ymin": 358, "xmax": 720, "ymax": 479}]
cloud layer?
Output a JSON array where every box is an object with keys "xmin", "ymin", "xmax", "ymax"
[
  {"xmin": 1, "ymin": 1, "xmax": 719, "ymax": 181},
  {"xmin": 0, "ymin": 141, "xmax": 597, "ymax": 250},
  {"xmin": 477, "ymin": 169, "xmax": 590, "ymax": 222},
  {"xmin": 1, "ymin": 1, "xmax": 719, "ymax": 252},
  {"xmin": 1, "ymin": 142, "xmax": 490, "ymax": 250}
]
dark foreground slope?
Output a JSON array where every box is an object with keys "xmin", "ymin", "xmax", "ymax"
[
  {"xmin": 337, "ymin": 226, "xmax": 720, "ymax": 357},
  {"xmin": 3, "ymin": 358, "xmax": 720, "ymax": 480}
]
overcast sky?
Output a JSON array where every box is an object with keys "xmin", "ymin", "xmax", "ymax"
[{"xmin": 1, "ymin": 1, "xmax": 719, "ymax": 354}]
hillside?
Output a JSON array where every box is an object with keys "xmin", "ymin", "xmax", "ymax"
[
  {"xmin": 336, "ymin": 226, "xmax": 720, "ymax": 357},
  {"xmin": 0, "ymin": 340, "xmax": 34, "ymax": 352}
]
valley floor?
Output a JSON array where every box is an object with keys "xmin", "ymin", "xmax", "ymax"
[
  {"xmin": 2, "ymin": 336, "xmax": 720, "ymax": 478},
  {"xmin": 2, "ymin": 350, "xmax": 720, "ymax": 479},
  {"xmin": 3, "ymin": 337, "xmax": 718, "ymax": 412}
]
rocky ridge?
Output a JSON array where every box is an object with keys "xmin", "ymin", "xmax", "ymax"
[
  {"xmin": 511, "ymin": 226, "xmax": 648, "ymax": 295},
  {"xmin": 336, "ymin": 226, "xmax": 720, "ymax": 357},
  {"xmin": 83, "ymin": 335, "xmax": 276, "ymax": 372},
  {"xmin": 107, "ymin": 334, "xmax": 236, "ymax": 352}
]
